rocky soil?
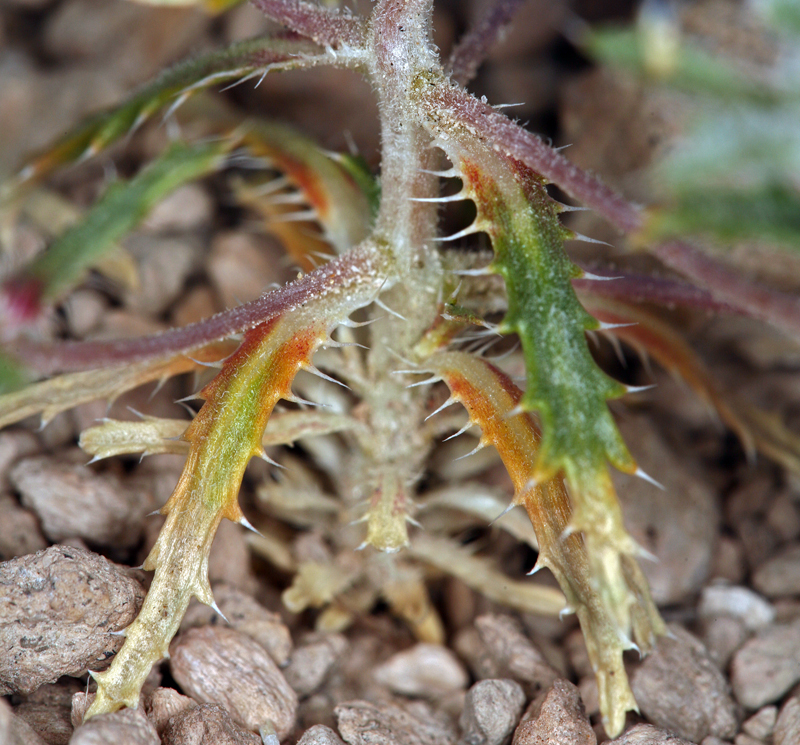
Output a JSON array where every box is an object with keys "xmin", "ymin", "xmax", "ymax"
[{"xmin": 2, "ymin": 1, "xmax": 800, "ymax": 744}]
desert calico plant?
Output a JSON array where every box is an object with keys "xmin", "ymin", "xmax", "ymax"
[{"xmin": 2, "ymin": 0, "xmax": 800, "ymax": 737}]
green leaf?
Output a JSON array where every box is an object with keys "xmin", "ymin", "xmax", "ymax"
[
  {"xmin": 26, "ymin": 139, "xmax": 234, "ymax": 302},
  {"xmin": 8, "ymin": 35, "xmax": 324, "ymax": 190}
]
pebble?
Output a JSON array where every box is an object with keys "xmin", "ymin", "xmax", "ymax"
[
  {"xmin": 607, "ymin": 724, "xmax": 695, "ymax": 744},
  {"xmin": 0, "ymin": 432, "xmax": 39, "ymax": 487},
  {"xmin": 730, "ymin": 619, "xmax": 800, "ymax": 709},
  {"xmin": 774, "ymin": 696, "xmax": 800, "ymax": 745},
  {"xmin": 473, "ymin": 615, "xmax": 559, "ymax": 698},
  {"xmin": 181, "ymin": 584, "xmax": 292, "ymax": 666},
  {"xmin": 70, "ymin": 707, "xmax": 159, "ymax": 745},
  {"xmin": 161, "ymin": 703, "xmax": 261, "ymax": 745},
  {"xmin": 10, "ymin": 455, "xmax": 154, "ymax": 546},
  {"xmin": 0, "ymin": 494, "xmax": 48, "ymax": 562},
  {"xmin": 0, "ymin": 698, "xmax": 47, "ymax": 745},
  {"xmin": 169, "ymin": 626, "xmax": 298, "ymax": 739},
  {"xmin": 372, "ymin": 643, "xmax": 469, "ymax": 700},
  {"xmin": 458, "ymin": 679, "xmax": 526, "ymax": 745},
  {"xmin": 14, "ymin": 680, "xmax": 77, "ymax": 745},
  {"xmin": 741, "ymin": 705, "xmax": 777, "ymax": 739},
  {"xmin": 284, "ymin": 633, "xmax": 348, "ymax": 698},
  {"xmin": 630, "ymin": 624, "xmax": 737, "ymax": 742},
  {"xmin": 701, "ymin": 615, "xmax": 749, "ymax": 670},
  {"xmin": 124, "ymin": 235, "xmax": 202, "ymax": 316},
  {"xmin": 208, "ymin": 231, "xmax": 288, "ymax": 309},
  {"xmin": 753, "ymin": 544, "xmax": 800, "ymax": 598},
  {"xmin": 143, "ymin": 185, "xmax": 213, "ymax": 233},
  {"xmin": 144, "ymin": 688, "xmax": 196, "ymax": 735},
  {"xmin": 297, "ymin": 724, "xmax": 346, "ymax": 744},
  {"xmin": 511, "ymin": 679, "xmax": 595, "ymax": 745},
  {"xmin": 335, "ymin": 700, "xmax": 456, "ymax": 745},
  {"xmin": 0, "ymin": 546, "xmax": 144, "ymax": 696},
  {"xmin": 613, "ymin": 415, "xmax": 718, "ymax": 604},
  {"xmin": 698, "ymin": 585, "xmax": 775, "ymax": 631}
]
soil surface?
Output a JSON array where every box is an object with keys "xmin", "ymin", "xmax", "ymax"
[{"xmin": 2, "ymin": 1, "xmax": 800, "ymax": 745}]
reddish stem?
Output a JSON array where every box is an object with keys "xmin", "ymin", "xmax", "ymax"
[
  {"xmin": 448, "ymin": 0, "xmax": 526, "ymax": 86},
  {"xmin": 9, "ymin": 246, "xmax": 382, "ymax": 375},
  {"xmin": 249, "ymin": 0, "xmax": 365, "ymax": 48}
]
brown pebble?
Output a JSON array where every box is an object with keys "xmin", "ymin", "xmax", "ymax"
[
  {"xmin": 284, "ymin": 633, "xmax": 348, "ymax": 698},
  {"xmin": 17, "ymin": 684, "xmax": 78, "ymax": 745},
  {"xmin": 145, "ymin": 688, "xmax": 197, "ymax": 735},
  {"xmin": 753, "ymin": 544, "xmax": 800, "ymax": 598},
  {"xmin": 741, "ymin": 705, "xmax": 777, "ymax": 740},
  {"xmin": 0, "ymin": 545, "xmax": 144, "ymax": 695},
  {"xmin": 511, "ymin": 679, "xmax": 594, "ymax": 745},
  {"xmin": 733, "ymin": 734, "xmax": 762, "ymax": 745},
  {"xmin": 0, "ymin": 494, "xmax": 47, "ymax": 563},
  {"xmin": 70, "ymin": 707, "xmax": 159, "ymax": 745},
  {"xmin": 0, "ymin": 698, "xmax": 47, "ymax": 745},
  {"xmin": 296, "ymin": 725, "xmax": 346, "ymax": 745},
  {"xmin": 169, "ymin": 626, "xmax": 298, "ymax": 738},
  {"xmin": 459, "ymin": 679, "xmax": 526, "ymax": 745},
  {"xmin": 475, "ymin": 615, "xmax": 559, "ymax": 698},
  {"xmin": 731, "ymin": 619, "xmax": 800, "ymax": 709},
  {"xmin": 181, "ymin": 584, "xmax": 292, "ymax": 665},
  {"xmin": 161, "ymin": 703, "xmax": 261, "ymax": 745},
  {"xmin": 372, "ymin": 643, "xmax": 469, "ymax": 700},
  {"xmin": 607, "ymin": 723, "xmax": 695, "ymax": 744},
  {"xmin": 335, "ymin": 700, "xmax": 456, "ymax": 745},
  {"xmin": 631, "ymin": 624, "xmax": 737, "ymax": 742},
  {"xmin": 774, "ymin": 696, "xmax": 800, "ymax": 745},
  {"xmin": 10, "ymin": 456, "xmax": 153, "ymax": 546}
]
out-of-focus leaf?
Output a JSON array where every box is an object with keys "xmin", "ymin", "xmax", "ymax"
[
  {"xmin": 7, "ymin": 35, "xmax": 324, "ymax": 191},
  {"xmin": 584, "ymin": 26, "xmax": 782, "ymax": 102},
  {"xmin": 125, "ymin": 0, "xmax": 244, "ymax": 12},
  {"xmin": 7, "ymin": 140, "xmax": 234, "ymax": 310},
  {"xmin": 648, "ymin": 182, "xmax": 800, "ymax": 249}
]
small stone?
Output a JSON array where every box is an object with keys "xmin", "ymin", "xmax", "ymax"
[
  {"xmin": 145, "ymin": 688, "xmax": 197, "ymax": 735},
  {"xmin": 709, "ymin": 536, "xmax": 747, "ymax": 585},
  {"xmin": 297, "ymin": 725, "xmax": 346, "ymax": 745},
  {"xmin": 124, "ymin": 235, "xmax": 202, "ymax": 316},
  {"xmin": 511, "ymin": 680, "xmax": 594, "ymax": 745},
  {"xmin": 753, "ymin": 544, "xmax": 800, "ymax": 598},
  {"xmin": 181, "ymin": 584, "xmax": 292, "ymax": 665},
  {"xmin": 10, "ymin": 456, "xmax": 154, "ymax": 546},
  {"xmin": 607, "ymin": 724, "xmax": 695, "ymax": 744},
  {"xmin": 0, "ymin": 546, "xmax": 144, "ymax": 695},
  {"xmin": 474, "ymin": 615, "xmax": 559, "ymax": 698},
  {"xmin": 373, "ymin": 643, "xmax": 469, "ymax": 700},
  {"xmin": 631, "ymin": 624, "xmax": 737, "ymax": 742},
  {"xmin": 161, "ymin": 703, "xmax": 261, "ymax": 745},
  {"xmin": 208, "ymin": 231, "xmax": 288, "ymax": 308},
  {"xmin": 698, "ymin": 585, "xmax": 775, "ymax": 631},
  {"xmin": 144, "ymin": 185, "xmax": 213, "ymax": 233},
  {"xmin": 70, "ymin": 707, "xmax": 159, "ymax": 745},
  {"xmin": 170, "ymin": 626, "xmax": 298, "ymax": 739},
  {"xmin": 0, "ymin": 431, "xmax": 39, "ymax": 487},
  {"xmin": 766, "ymin": 492, "xmax": 800, "ymax": 542},
  {"xmin": 741, "ymin": 705, "xmax": 777, "ymax": 739},
  {"xmin": 458, "ymin": 679, "xmax": 526, "ymax": 745},
  {"xmin": 14, "ymin": 681, "xmax": 80, "ymax": 745},
  {"xmin": 731, "ymin": 619, "xmax": 800, "ymax": 709},
  {"xmin": 14, "ymin": 702, "xmax": 73, "ymax": 745},
  {"xmin": 613, "ymin": 415, "xmax": 718, "ymax": 604},
  {"xmin": 0, "ymin": 698, "xmax": 47, "ymax": 745},
  {"xmin": 0, "ymin": 494, "xmax": 48, "ymax": 561},
  {"xmin": 335, "ymin": 700, "xmax": 456, "ymax": 745},
  {"xmin": 774, "ymin": 696, "xmax": 800, "ymax": 745},
  {"xmin": 64, "ymin": 290, "xmax": 108, "ymax": 338},
  {"xmin": 733, "ymin": 735, "xmax": 762, "ymax": 745},
  {"xmin": 284, "ymin": 633, "xmax": 348, "ymax": 698},
  {"xmin": 701, "ymin": 615, "xmax": 749, "ymax": 670}
]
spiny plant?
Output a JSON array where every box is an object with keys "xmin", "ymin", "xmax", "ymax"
[{"xmin": 2, "ymin": 0, "xmax": 800, "ymax": 737}]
